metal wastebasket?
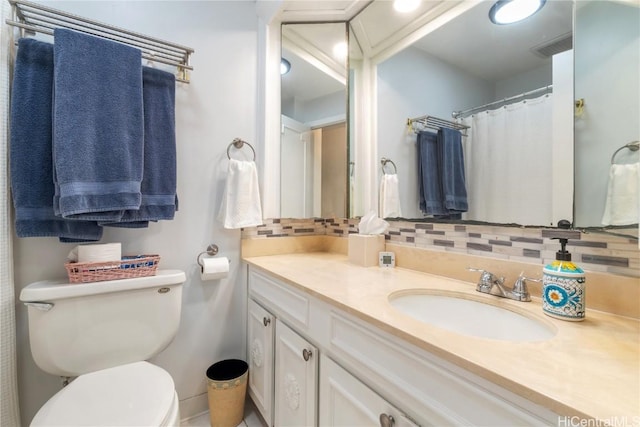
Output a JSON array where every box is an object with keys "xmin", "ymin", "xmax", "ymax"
[{"xmin": 206, "ymin": 359, "xmax": 248, "ymax": 427}]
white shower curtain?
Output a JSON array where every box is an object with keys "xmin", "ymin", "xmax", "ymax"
[
  {"xmin": 462, "ymin": 94, "xmax": 553, "ymax": 226},
  {"xmin": 1, "ymin": 1, "xmax": 21, "ymax": 425}
]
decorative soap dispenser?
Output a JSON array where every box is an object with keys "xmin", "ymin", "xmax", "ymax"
[{"xmin": 542, "ymin": 220, "xmax": 586, "ymax": 321}]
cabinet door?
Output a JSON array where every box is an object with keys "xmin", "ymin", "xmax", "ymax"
[
  {"xmin": 319, "ymin": 354, "xmax": 420, "ymax": 427},
  {"xmin": 248, "ymin": 299, "xmax": 275, "ymax": 426},
  {"xmin": 274, "ymin": 320, "xmax": 317, "ymax": 427}
]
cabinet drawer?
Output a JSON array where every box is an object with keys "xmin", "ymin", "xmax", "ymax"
[
  {"xmin": 249, "ymin": 268, "xmax": 310, "ymax": 331},
  {"xmin": 328, "ymin": 311, "xmax": 555, "ymax": 426}
]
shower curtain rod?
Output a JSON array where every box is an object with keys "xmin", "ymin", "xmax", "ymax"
[
  {"xmin": 452, "ymin": 85, "xmax": 552, "ymax": 119},
  {"xmin": 5, "ymin": 0, "xmax": 194, "ymax": 83}
]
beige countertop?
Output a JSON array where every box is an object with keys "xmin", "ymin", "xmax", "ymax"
[{"xmin": 244, "ymin": 252, "xmax": 640, "ymax": 422}]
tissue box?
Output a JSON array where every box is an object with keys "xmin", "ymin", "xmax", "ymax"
[{"xmin": 348, "ymin": 234, "xmax": 385, "ymax": 267}]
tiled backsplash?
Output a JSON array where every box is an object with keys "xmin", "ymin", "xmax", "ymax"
[{"xmin": 242, "ymin": 218, "xmax": 639, "ymax": 277}]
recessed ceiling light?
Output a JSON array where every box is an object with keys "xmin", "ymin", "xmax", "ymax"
[
  {"xmin": 393, "ymin": 0, "xmax": 420, "ymax": 13},
  {"xmin": 489, "ymin": 0, "xmax": 546, "ymax": 25},
  {"xmin": 280, "ymin": 58, "xmax": 291, "ymax": 75}
]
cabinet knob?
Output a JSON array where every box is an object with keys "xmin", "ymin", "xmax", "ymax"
[
  {"xmin": 263, "ymin": 317, "xmax": 271, "ymax": 327},
  {"xmin": 302, "ymin": 348, "xmax": 313, "ymax": 361},
  {"xmin": 379, "ymin": 414, "xmax": 395, "ymax": 427}
]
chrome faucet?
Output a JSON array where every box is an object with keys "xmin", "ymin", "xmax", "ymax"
[{"xmin": 467, "ymin": 268, "xmax": 537, "ymax": 302}]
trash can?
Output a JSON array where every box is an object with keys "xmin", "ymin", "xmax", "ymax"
[{"xmin": 206, "ymin": 359, "xmax": 249, "ymax": 427}]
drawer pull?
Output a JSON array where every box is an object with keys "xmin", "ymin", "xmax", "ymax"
[
  {"xmin": 302, "ymin": 348, "xmax": 313, "ymax": 361},
  {"xmin": 263, "ymin": 317, "xmax": 271, "ymax": 327},
  {"xmin": 379, "ymin": 414, "xmax": 395, "ymax": 427}
]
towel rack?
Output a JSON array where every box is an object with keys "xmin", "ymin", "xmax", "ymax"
[
  {"xmin": 380, "ymin": 157, "xmax": 397, "ymax": 174},
  {"xmin": 227, "ymin": 138, "xmax": 256, "ymax": 161},
  {"xmin": 5, "ymin": 0, "xmax": 194, "ymax": 83},
  {"xmin": 611, "ymin": 141, "xmax": 640, "ymax": 164},
  {"xmin": 407, "ymin": 115, "xmax": 469, "ymax": 137}
]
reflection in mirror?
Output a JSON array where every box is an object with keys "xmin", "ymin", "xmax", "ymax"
[
  {"xmin": 280, "ymin": 23, "xmax": 348, "ymax": 218},
  {"xmin": 352, "ymin": 0, "xmax": 573, "ymax": 226},
  {"xmin": 574, "ymin": 1, "xmax": 640, "ymax": 229}
]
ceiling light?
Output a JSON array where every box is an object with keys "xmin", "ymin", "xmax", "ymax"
[
  {"xmin": 280, "ymin": 58, "xmax": 291, "ymax": 75},
  {"xmin": 489, "ymin": 0, "xmax": 546, "ymax": 25},
  {"xmin": 393, "ymin": 0, "xmax": 420, "ymax": 13},
  {"xmin": 333, "ymin": 42, "xmax": 348, "ymax": 60}
]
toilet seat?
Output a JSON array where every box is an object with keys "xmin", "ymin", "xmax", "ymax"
[{"xmin": 31, "ymin": 361, "xmax": 179, "ymax": 427}]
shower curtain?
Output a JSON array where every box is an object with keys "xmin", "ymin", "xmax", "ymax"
[
  {"xmin": 461, "ymin": 94, "xmax": 553, "ymax": 226},
  {"xmin": 1, "ymin": 1, "xmax": 21, "ymax": 425}
]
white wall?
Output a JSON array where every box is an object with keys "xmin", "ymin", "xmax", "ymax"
[
  {"xmin": 12, "ymin": 1, "xmax": 258, "ymax": 423},
  {"xmin": 376, "ymin": 46, "xmax": 494, "ymax": 218},
  {"xmin": 574, "ymin": 1, "xmax": 640, "ymax": 226},
  {"xmin": 494, "ymin": 63, "xmax": 551, "ymax": 100}
]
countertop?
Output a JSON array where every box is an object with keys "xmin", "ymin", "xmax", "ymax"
[{"xmin": 244, "ymin": 252, "xmax": 640, "ymax": 422}]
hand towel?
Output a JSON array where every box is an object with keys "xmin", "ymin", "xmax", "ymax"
[
  {"xmin": 9, "ymin": 38, "xmax": 102, "ymax": 241},
  {"xmin": 218, "ymin": 159, "xmax": 263, "ymax": 229},
  {"xmin": 52, "ymin": 28, "xmax": 144, "ymax": 221},
  {"xmin": 102, "ymin": 67, "xmax": 178, "ymax": 228},
  {"xmin": 417, "ymin": 131, "xmax": 449, "ymax": 216},
  {"xmin": 437, "ymin": 127, "xmax": 468, "ymax": 213},
  {"xmin": 379, "ymin": 174, "xmax": 402, "ymax": 218},
  {"xmin": 601, "ymin": 163, "xmax": 639, "ymax": 226}
]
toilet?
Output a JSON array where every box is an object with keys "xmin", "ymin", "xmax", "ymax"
[{"xmin": 20, "ymin": 269, "xmax": 186, "ymax": 426}]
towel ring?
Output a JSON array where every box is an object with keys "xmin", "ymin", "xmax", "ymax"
[
  {"xmin": 611, "ymin": 141, "xmax": 640, "ymax": 164},
  {"xmin": 381, "ymin": 157, "xmax": 397, "ymax": 174},
  {"xmin": 227, "ymin": 138, "xmax": 256, "ymax": 161},
  {"xmin": 197, "ymin": 244, "xmax": 218, "ymax": 267}
]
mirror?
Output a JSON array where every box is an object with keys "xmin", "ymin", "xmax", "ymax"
[
  {"xmin": 280, "ymin": 23, "xmax": 349, "ymax": 218},
  {"xmin": 348, "ymin": 0, "xmax": 639, "ymax": 235},
  {"xmin": 574, "ymin": 0, "xmax": 640, "ymax": 228},
  {"xmin": 349, "ymin": 0, "xmax": 573, "ymax": 226}
]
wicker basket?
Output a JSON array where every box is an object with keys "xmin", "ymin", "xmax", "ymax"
[{"xmin": 65, "ymin": 255, "xmax": 160, "ymax": 283}]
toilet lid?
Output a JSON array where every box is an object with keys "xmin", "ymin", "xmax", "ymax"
[{"xmin": 31, "ymin": 361, "xmax": 176, "ymax": 426}]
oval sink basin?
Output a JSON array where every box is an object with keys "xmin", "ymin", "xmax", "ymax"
[{"xmin": 389, "ymin": 291, "xmax": 556, "ymax": 342}]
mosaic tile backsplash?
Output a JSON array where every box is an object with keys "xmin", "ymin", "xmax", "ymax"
[{"xmin": 242, "ymin": 218, "xmax": 640, "ymax": 277}]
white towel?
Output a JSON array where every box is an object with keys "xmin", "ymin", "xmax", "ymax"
[
  {"xmin": 379, "ymin": 174, "xmax": 402, "ymax": 218},
  {"xmin": 218, "ymin": 159, "xmax": 263, "ymax": 229},
  {"xmin": 601, "ymin": 163, "xmax": 639, "ymax": 226}
]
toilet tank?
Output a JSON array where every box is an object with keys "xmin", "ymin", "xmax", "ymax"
[{"xmin": 20, "ymin": 270, "xmax": 186, "ymax": 377}]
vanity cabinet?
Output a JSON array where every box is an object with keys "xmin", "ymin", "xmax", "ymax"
[
  {"xmin": 247, "ymin": 299, "xmax": 274, "ymax": 424},
  {"xmin": 247, "ymin": 266, "xmax": 557, "ymax": 427},
  {"xmin": 319, "ymin": 354, "xmax": 418, "ymax": 427},
  {"xmin": 274, "ymin": 320, "xmax": 317, "ymax": 426}
]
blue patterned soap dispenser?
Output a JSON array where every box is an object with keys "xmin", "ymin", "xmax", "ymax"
[{"xmin": 542, "ymin": 221, "xmax": 586, "ymax": 321}]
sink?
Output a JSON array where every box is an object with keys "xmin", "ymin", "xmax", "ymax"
[{"xmin": 388, "ymin": 291, "xmax": 556, "ymax": 342}]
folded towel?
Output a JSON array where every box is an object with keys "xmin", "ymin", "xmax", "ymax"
[
  {"xmin": 417, "ymin": 131, "xmax": 449, "ymax": 216},
  {"xmin": 9, "ymin": 38, "xmax": 102, "ymax": 241},
  {"xmin": 218, "ymin": 159, "xmax": 263, "ymax": 229},
  {"xmin": 379, "ymin": 174, "xmax": 402, "ymax": 218},
  {"xmin": 437, "ymin": 127, "xmax": 468, "ymax": 213},
  {"xmin": 102, "ymin": 67, "xmax": 178, "ymax": 228},
  {"xmin": 52, "ymin": 29, "xmax": 144, "ymax": 221},
  {"xmin": 601, "ymin": 163, "xmax": 639, "ymax": 226}
]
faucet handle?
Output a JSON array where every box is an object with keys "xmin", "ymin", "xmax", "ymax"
[{"xmin": 511, "ymin": 272, "xmax": 538, "ymax": 302}]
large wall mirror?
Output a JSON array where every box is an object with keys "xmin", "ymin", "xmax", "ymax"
[
  {"xmin": 280, "ymin": 23, "xmax": 349, "ymax": 218},
  {"xmin": 347, "ymin": 0, "xmax": 639, "ymax": 235}
]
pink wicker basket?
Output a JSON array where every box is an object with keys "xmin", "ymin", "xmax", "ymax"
[{"xmin": 65, "ymin": 255, "xmax": 160, "ymax": 284}]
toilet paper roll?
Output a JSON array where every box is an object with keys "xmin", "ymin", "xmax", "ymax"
[{"xmin": 200, "ymin": 257, "xmax": 230, "ymax": 281}]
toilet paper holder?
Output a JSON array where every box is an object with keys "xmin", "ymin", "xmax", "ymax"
[{"xmin": 197, "ymin": 244, "xmax": 230, "ymax": 267}]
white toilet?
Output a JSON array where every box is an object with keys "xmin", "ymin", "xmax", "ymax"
[{"xmin": 20, "ymin": 269, "xmax": 186, "ymax": 426}]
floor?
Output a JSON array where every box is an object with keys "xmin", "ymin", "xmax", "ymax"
[{"xmin": 180, "ymin": 398, "xmax": 267, "ymax": 427}]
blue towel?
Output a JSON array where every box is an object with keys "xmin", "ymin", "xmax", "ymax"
[
  {"xmin": 102, "ymin": 67, "xmax": 178, "ymax": 228},
  {"xmin": 9, "ymin": 38, "xmax": 102, "ymax": 241},
  {"xmin": 437, "ymin": 128, "xmax": 468, "ymax": 213},
  {"xmin": 52, "ymin": 29, "xmax": 144, "ymax": 221},
  {"xmin": 417, "ymin": 131, "xmax": 449, "ymax": 216}
]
